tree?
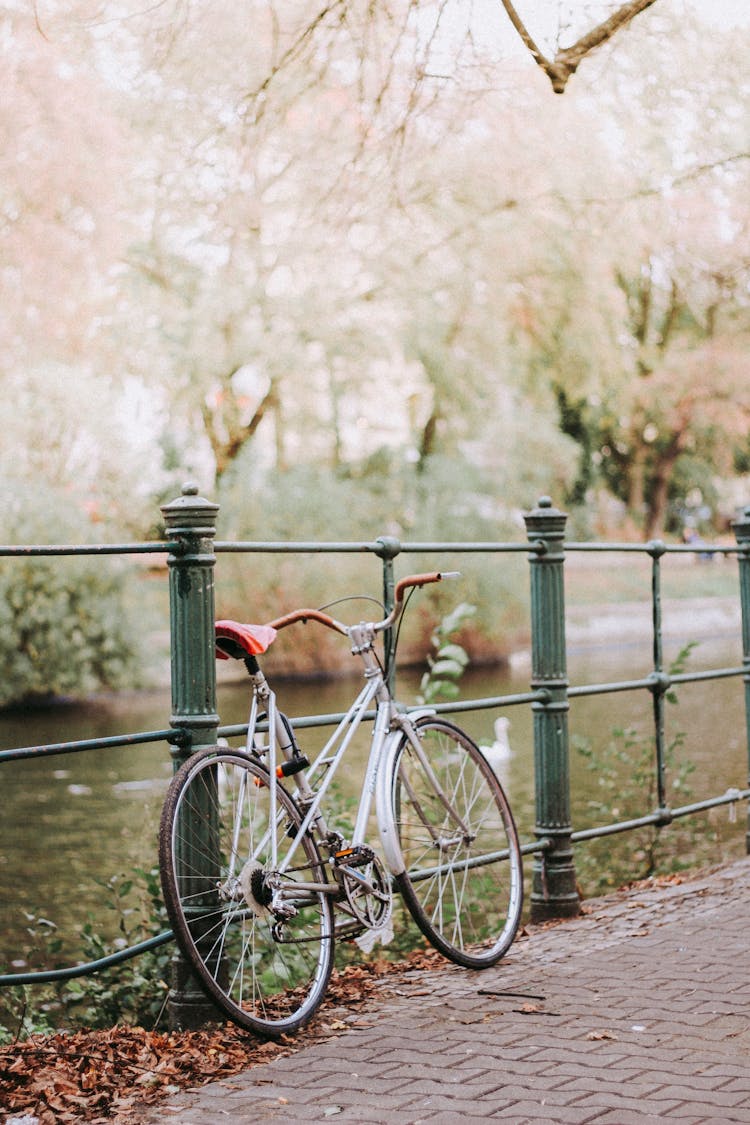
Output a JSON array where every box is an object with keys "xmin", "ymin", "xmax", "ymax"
[
  {"xmin": 6, "ymin": 0, "xmax": 749, "ymax": 542},
  {"xmin": 0, "ymin": 9, "xmax": 129, "ymax": 372},
  {"xmin": 499, "ymin": 0, "xmax": 659, "ymax": 93},
  {"xmin": 502, "ymin": 6, "xmax": 750, "ymax": 536}
]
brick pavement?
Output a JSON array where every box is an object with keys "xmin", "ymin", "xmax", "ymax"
[{"xmin": 129, "ymin": 857, "xmax": 750, "ymax": 1124}]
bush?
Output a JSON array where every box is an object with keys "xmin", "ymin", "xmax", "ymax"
[
  {"xmin": 572, "ymin": 644, "xmax": 712, "ymax": 895},
  {"xmin": 0, "ymin": 477, "xmax": 139, "ymax": 707},
  {"xmin": 0, "ymin": 867, "xmax": 171, "ymax": 1041}
]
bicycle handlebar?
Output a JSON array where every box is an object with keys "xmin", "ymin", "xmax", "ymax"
[
  {"xmin": 266, "ymin": 571, "xmax": 459, "ymax": 637},
  {"xmin": 266, "ymin": 608, "xmax": 348, "ymax": 634},
  {"xmin": 393, "ymin": 570, "xmax": 451, "ymax": 604}
]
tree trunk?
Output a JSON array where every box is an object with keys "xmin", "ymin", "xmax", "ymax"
[
  {"xmin": 202, "ymin": 377, "xmax": 279, "ymax": 481},
  {"xmin": 627, "ymin": 443, "xmax": 647, "ymax": 522},
  {"xmin": 643, "ymin": 442, "xmax": 681, "ymax": 540}
]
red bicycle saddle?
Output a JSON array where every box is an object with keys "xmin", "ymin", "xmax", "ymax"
[{"xmin": 215, "ymin": 620, "xmax": 277, "ymax": 660}]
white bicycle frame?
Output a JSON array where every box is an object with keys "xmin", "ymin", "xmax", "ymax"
[{"xmin": 242, "ymin": 620, "xmax": 436, "ymax": 895}]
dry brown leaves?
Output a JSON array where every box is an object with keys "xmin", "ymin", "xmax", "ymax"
[
  {"xmin": 1, "ymin": 1023, "xmax": 283, "ymax": 1123},
  {"xmin": 620, "ymin": 872, "xmax": 687, "ymax": 891},
  {"xmin": 0, "ymin": 949, "xmax": 445, "ymax": 1123}
]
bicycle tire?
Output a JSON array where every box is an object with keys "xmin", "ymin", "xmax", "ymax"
[
  {"xmin": 159, "ymin": 746, "xmax": 334, "ymax": 1037},
  {"xmin": 388, "ymin": 717, "xmax": 523, "ymax": 968}
]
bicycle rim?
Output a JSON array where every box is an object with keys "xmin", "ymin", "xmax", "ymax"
[
  {"xmin": 390, "ymin": 718, "xmax": 523, "ymax": 968},
  {"xmin": 159, "ymin": 747, "xmax": 334, "ymax": 1036}
]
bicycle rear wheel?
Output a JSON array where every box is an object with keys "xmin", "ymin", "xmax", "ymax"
[
  {"xmin": 388, "ymin": 717, "xmax": 522, "ymax": 968},
  {"xmin": 159, "ymin": 747, "xmax": 334, "ymax": 1037}
]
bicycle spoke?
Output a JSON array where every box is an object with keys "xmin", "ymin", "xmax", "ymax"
[
  {"xmin": 160, "ymin": 748, "xmax": 334, "ymax": 1036},
  {"xmin": 390, "ymin": 718, "xmax": 523, "ymax": 967}
]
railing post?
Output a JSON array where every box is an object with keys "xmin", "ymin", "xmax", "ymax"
[
  {"xmin": 524, "ymin": 496, "xmax": 580, "ymax": 921},
  {"xmin": 732, "ymin": 504, "xmax": 750, "ymax": 855},
  {"xmin": 161, "ymin": 482, "xmax": 221, "ymax": 1028}
]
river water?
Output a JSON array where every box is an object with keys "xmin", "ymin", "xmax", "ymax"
[{"xmin": 1, "ymin": 631, "xmax": 748, "ymax": 971}]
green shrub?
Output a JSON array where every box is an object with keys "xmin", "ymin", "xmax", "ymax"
[
  {"xmin": 0, "ymin": 478, "xmax": 139, "ymax": 707},
  {"xmin": 0, "ymin": 868, "xmax": 171, "ymax": 1041},
  {"xmin": 573, "ymin": 644, "xmax": 714, "ymax": 895}
]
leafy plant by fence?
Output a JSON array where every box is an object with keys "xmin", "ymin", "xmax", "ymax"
[{"xmin": 0, "ymin": 478, "xmax": 138, "ymax": 708}]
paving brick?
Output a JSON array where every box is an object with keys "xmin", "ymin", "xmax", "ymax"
[
  {"xmin": 487, "ymin": 1099, "xmax": 598, "ymax": 1120},
  {"xmin": 571, "ymin": 1092, "xmax": 685, "ymax": 1114},
  {"xmin": 120, "ymin": 856, "xmax": 750, "ymax": 1125},
  {"xmin": 588, "ymin": 1114, "xmax": 705, "ymax": 1125}
]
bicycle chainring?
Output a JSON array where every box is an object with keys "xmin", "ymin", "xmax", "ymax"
[{"xmin": 338, "ymin": 849, "xmax": 392, "ymax": 929}]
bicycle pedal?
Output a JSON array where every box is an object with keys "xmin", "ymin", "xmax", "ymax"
[{"xmin": 333, "ymin": 845, "xmax": 374, "ymax": 869}]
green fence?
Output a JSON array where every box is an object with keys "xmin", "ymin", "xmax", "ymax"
[{"xmin": 2, "ymin": 484, "xmax": 749, "ymax": 1019}]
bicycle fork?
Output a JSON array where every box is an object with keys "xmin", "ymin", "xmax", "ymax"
[{"xmin": 377, "ymin": 710, "xmax": 472, "ymax": 877}]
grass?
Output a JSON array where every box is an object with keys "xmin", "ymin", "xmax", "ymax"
[{"xmin": 564, "ymin": 549, "xmax": 740, "ymax": 606}]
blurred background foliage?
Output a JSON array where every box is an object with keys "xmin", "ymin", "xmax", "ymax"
[
  {"xmin": 0, "ymin": 478, "xmax": 139, "ymax": 707},
  {"xmin": 2, "ymin": 0, "xmax": 750, "ymax": 699}
]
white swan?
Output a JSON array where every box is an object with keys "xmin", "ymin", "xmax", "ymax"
[{"xmin": 481, "ymin": 716, "xmax": 512, "ymax": 776}]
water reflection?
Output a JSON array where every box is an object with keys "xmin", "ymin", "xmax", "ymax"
[{"xmin": 1, "ymin": 638, "xmax": 747, "ymax": 968}]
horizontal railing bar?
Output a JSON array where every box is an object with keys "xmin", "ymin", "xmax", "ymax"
[
  {"xmin": 573, "ymin": 787, "xmax": 750, "ymax": 843},
  {"xmin": 217, "ymin": 691, "xmax": 547, "ymax": 741},
  {"xmin": 0, "ymin": 729, "xmax": 181, "ymax": 763},
  {"xmin": 671, "ymin": 666, "xmax": 747, "ymax": 685},
  {"xmin": 573, "ymin": 812, "xmax": 667, "ymax": 840},
  {"xmin": 569, "ymin": 666, "xmax": 747, "ymax": 700},
  {"xmin": 2, "ymin": 836, "xmax": 552, "ymax": 987},
  {"xmin": 217, "ymin": 713, "xmax": 365, "ymax": 738},
  {"xmin": 217, "ymin": 541, "xmax": 388, "ymax": 554},
  {"xmin": 0, "ymin": 539, "xmax": 742, "ymax": 559},
  {"xmin": 566, "ymin": 542, "xmax": 742, "ymax": 555},
  {"xmin": 0, "ymin": 930, "xmax": 175, "ymax": 986},
  {"xmin": 13, "ymin": 664, "xmax": 745, "ymax": 763},
  {"xmin": 0, "ymin": 543, "xmax": 176, "ymax": 557},
  {"xmin": 396, "ymin": 542, "xmax": 532, "ymax": 553},
  {"xmin": 429, "ymin": 691, "xmax": 547, "ymax": 713},
  {"xmin": 671, "ymin": 789, "xmax": 750, "ymax": 817},
  {"xmin": 215, "ymin": 540, "xmax": 531, "ymax": 554},
  {"xmin": 569, "ymin": 678, "xmax": 654, "ymax": 698}
]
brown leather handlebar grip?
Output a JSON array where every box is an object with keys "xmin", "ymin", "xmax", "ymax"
[
  {"xmin": 394, "ymin": 571, "xmax": 443, "ymax": 604},
  {"xmin": 266, "ymin": 608, "xmax": 344, "ymax": 633}
]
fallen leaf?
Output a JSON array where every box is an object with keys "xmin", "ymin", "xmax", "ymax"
[{"xmin": 0, "ymin": 951, "xmax": 442, "ymax": 1122}]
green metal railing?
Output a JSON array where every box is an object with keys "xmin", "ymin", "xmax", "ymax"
[
  {"xmin": 566, "ymin": 536, "xmax": 749, "ymax": 848},
  {"xmin": 2, "ymin": 485, "xmax": 749, "ymax": 1020}
]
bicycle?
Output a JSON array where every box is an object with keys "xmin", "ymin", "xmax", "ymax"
[{"xmin": 159, "ymin": 571, "xmax": 523, "ymax": 1037}]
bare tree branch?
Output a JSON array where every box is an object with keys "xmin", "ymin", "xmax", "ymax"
[
  {"xmin": 499, "ymin": 0, "xmax": 660, "ymax": 93},
  {"xmin": 32, "ymin": 1, "xmax": 51, "ymax": 40},
  {"xmin": 497, "ymin": 0, "xmax": 549, "ymax": 71},
  {"xmin": 244, "ymin": 0, "xmax": 348, "ymax": 117}
]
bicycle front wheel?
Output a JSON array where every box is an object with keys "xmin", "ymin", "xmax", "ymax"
[
  {"xmin": 388, "ymin": 717, "xmax": 523, "ymax": 968},
  {"xmin": 159, "ymin": 747, "xmax": 334, "ymax": 1037}
]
